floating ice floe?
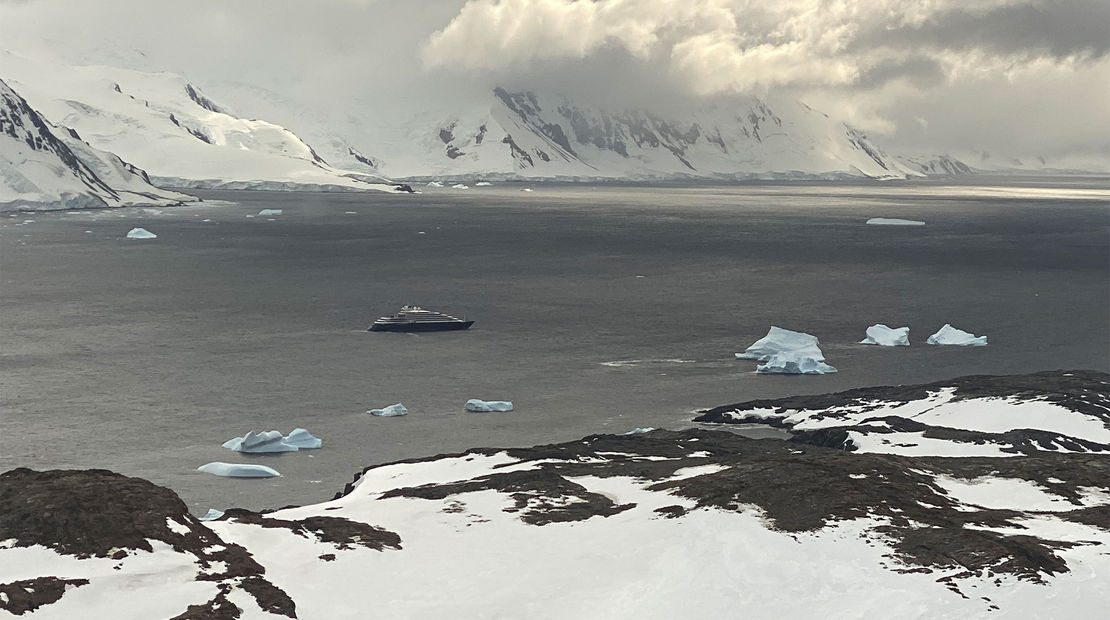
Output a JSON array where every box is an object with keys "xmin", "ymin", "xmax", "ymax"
[
  {"xmin": 199, "ymin": 509, "xmax": 225, "ymax": 521},
  {"xmin": 860, "ymin": 324, "xmax": 910, "ymax": 346},
  {"xmin": 465, "ymin": 399, "xmax": 514, "ymax": 412},
  {"xmin": 126, "ymin": 227, "xmax": 157, "ymax": 239},
  {"xmin": 427, "ymin": 181, "xmax": 444, "ymax": 187},
  {"xmin": 736, "ymin": 326, "xmax": 837, "ymax": 375},
  {"xmin": 451, "ymin": 184, "xmax": 469, "ymax": 190},
  {"xmin": 369, "ymin": 403, "xmax": 408, "ymax": 417},
  {"xmin": 258, "ymin": 209, "xmax": 283, "ymax": 216},
  {"xmin": 866, "ymin": 218, "xmax": 925, "ymax": 226},
  {"xmin": 197, "ymin": 462, "xmax": 281, "ymax": 478},
  {"xmin": 522, "ymin": 188, "xmax": 534, "ymax": 192},
  {"xmin": 475, "ymin": 181, "xmax": 492, "ymax": 186},
  {"xmin": 222, "ymin": 428, "xmax": 322, "ymax": 453},
  {"xmin": 927, "ymin": 324, "xmax": 987, "ymax": 346}
]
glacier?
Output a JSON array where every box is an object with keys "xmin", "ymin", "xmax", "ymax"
[
  {"xmin": 927, "ymin": 324, "xmax": 988, "ymax": 346},
  {"xmin": 465, "ymin": 399, "xmax": 514, "ymax": 412},
  {"xmin": 737, "ymin": 326, "xmax": 837, "ymax": 375},
  {"xmin": 860, "ymin": 324, "xmax": 911, "ymax": 346}
]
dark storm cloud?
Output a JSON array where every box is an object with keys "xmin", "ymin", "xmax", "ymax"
[{"xmin": 853, "ymin": 0, "xmax": 1110, "ymax": 61}]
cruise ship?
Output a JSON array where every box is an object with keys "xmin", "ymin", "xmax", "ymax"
[{"xmin": 368, "ymin": 306, "xmax": 474, "ymax": 332}]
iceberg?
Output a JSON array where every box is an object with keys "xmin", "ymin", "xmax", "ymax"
[
  {"xmin": 126, "ymin": 227, "xmax": 157, "ymax": 239},
  {"xmin": 866, "ymin": 218, "xmax": 925, "ymax": 226},
  {"xmin": 927, "ymin": 324, "xmax": 987, "ymax": 346},
  {"xmin": 283, "ymin": 428, "xmax": 323, "ymax": 449},
  {"xmin": 475, "ymin": 181, "xmax": 492, "ymax": 186},
  {"xmin": 736, "ymin": 326, "xmax": 837, "ymax": 375},
  {"xmin": 369, "ymin": 403, "xmax": 408, "ymax": 417},
  {"xmin": 451, "ymin": 184, "xmax": 469, "ymax": 189},
  {"xmin": 222, "ymin": 428, "xmax": 322, "ymax": 453},
  {"xmin": 197, "ymin": 462, "xmax": 281, "ymax": 478},
  {"xmin": 426, "ymin": 181, "xmax": 444, "ymax": 187},
  {"xmin": 199, "ymin": 509, "xmax": 225, "ymax": 521},
  {"xmin": 624, "ymin": 427, "xmax": 655, "ymax": 434},
  {"xmin": 860, "ymin": 324, "xmax": 910, "ymax": 346},
  {"xmin": 465, "ymin": 399, "xmax": 514, "ymax": 412},
  {"xmin": 258, "ymin": 209, "xmax": 283, "ymax": 216}
]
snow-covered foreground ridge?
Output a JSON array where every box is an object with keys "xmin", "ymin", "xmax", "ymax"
[
  {"xmin": 1, "ymin": 78, "xmax": 191, "ymax": 211},
  {"xmin": 696, "ymin": 370, "xmax": 1110, "ymax": 457},
  {"xmin": 0, "ymin": 51, "xmax": 401, "ymax": 196},
  {"xmin": 2, "ymin": 371, "xmax": 1110, "ymax": 619}
]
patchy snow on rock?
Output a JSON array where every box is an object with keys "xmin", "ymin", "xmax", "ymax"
[
  {"xmin": 866, "ymin": 218, "xmax": 925, "ymax": 226},
  {"xmin": 125, "ymin": 227, "xmax": 156, "ymax": 239},
  {"xmin": 696, "ymin": 371, "xmax": 1110, "ymax": 457},
  {"xmin": 465, "ymin": 399, "xmax": 514, "ymax": 412},
  {"xmin": 860, "ymin": 324, "xmax": 910, "ymax": 346},
  {"xmin": 736, "ymin": 326, "xmax": 837, "ymax": 374},
  {"xmin": 368, "ymin": 403, "xmax": 408, "ymax": 417},
  {"xmin": 196, "ymin": 462, "xmax": 281, "ymax": 478},
  {"xmin": 927, "ymin": 324, "xmax": 987, "ymax": 346}
]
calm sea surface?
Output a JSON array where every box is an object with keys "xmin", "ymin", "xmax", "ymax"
[{"xmin": 2, "ymin": 179, "xmax": 1108, "ymax": 512}]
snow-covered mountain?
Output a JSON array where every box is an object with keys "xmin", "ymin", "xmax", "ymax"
[
  {"xmin": 0, "ymin": 51, "xmax": 399, "ymax": 193},
  {"xmin": 1, "ymin": 77, "xmax": 190, "ymax": 211},
  {"xmin": 217, "ymin": 85, "xmax": 953, "ymax": 181}
]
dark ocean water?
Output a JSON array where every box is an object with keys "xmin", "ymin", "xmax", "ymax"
[{"xmin": 1, "ymin": 179, "xmax": 1107, "ymax": 512}]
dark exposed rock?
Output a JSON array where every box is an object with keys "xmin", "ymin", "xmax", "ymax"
[
  {"xmin": 0, "ymin": 577, "xmax": 89, "ymax": 616},
  {"xmin": 219, "ymin": 508, "xmax": 401, "ymax": 551},
  {"xmin": 393, "ymin": 184, "xmax": 415, "ymax": 193}
]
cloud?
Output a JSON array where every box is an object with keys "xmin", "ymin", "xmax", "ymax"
[{"xmin": 422, "ymin": 0, "xmax": 1109, "ymax": 94}]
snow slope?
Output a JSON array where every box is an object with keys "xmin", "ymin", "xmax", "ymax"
[
  {"xmin": 0, "ymin": 51, "xmax": 397, "ymax": 192},
  {"xmin": 1, "ymin": 78, "xmax": 189, "ymax": 211}
]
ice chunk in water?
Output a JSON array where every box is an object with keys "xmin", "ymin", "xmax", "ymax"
[
  {"xmin": 860, "ymin": 324, "xmax": 910, "ymax": 346},
  {"xmin": 369, "ymin": 403, "xmax": 408, "ymax": 417},
  {"xmin": 126, "ymin": 227, "xmax": 156, "ymax": 239},
  {"xmin": 927, "ymin": 324, "xmax": 987, "ymax": 346},
  {"xmin": 197, "ymin": 462, "xmax": 281, "ymax": 478},
  {"xmin": 465, "ymin": 399, "xmax": 513, "ymax": 412}
]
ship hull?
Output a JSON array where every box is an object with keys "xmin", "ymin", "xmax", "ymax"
[{"xmin": 369, "ymin": 320, "xmax": 474, "ymax": 332}]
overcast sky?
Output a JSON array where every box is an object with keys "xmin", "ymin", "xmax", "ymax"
[{"xmin": 1, "ymin": 0, "xmax": 1106, "ymax": 164}]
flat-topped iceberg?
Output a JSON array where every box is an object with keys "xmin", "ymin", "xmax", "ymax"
[
  {"xmin": 369, "ymin": 403, "xmax": 408, "ymax": 417},
  {"xmin": 927, "ymin": 324, "xmax": 987, "ymax": 346},
  {"xmin": 126, "ymin": 227, "xmax": 157, "ymax": 239},
  {"xmin": 197, "ymin": 462, "xmax": 281, "ymax": 478},
  {"xmin": 737, "ymin": 326, "xmax": 837, "ymax": 375},
  {"xmin": 222, "ymin": 428, "xmax": 321, "ymax": 453},
  {"xmin": 465, "ymin": 399, "xmax": 513, "ymax": 412},
  {"xmin": 866, "ymin": 218, "xmax": 925, "ymax": 226},
  {"xmin": 860, "ymin": 324, "xmax": 910, "ymax": 346},
  {"xmin": 475, "ymin": 181, "xmax": 492, "ymax": 186},
  {"xmin": 258, "ymin": 209, "xmax": 283, "ymax": 216}
]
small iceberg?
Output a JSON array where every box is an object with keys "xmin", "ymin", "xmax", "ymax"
[
  {"xmin": 222, "ymin": 428, "xmax": 322, "ymax": 453},
  {"xmin": 197, "ymin": 462, "xmax": 281, "ymax": 478},
  {"xmin": 866, "ymin": 218, "xmax": 925, "ymax": 226},
  {"xmin": 927, "ymin": 324, "xmax": 987, "ymax": 346},
  {"xmin": 451, "ymin": 184, "xmax": 469, "ymax": 190},
  {"xmin": 860, "ymin": 324, "xmax": 910, "ymax": 346},
  {"xmin": 475, "ymin": 181, "xmax": 492, "ymax": 187},
  {"xmin": 126, "ymin": 227, "xmax": 157, "ymax": 239},
  {"xmin": 258, "ymin": 209, "xmax": 283, "ymax": 216},
  {"xmin": 465, "ymin": 399, "xmax": 513, "ymax": 412},
  {"xmin": 427, "ymin": 181, "xmax": 444, "ymax": 187},
  {"xmin": 199, "ymin": 509, "xmax": 225, "ymax": 521},
  {"xmin": 624, "ymin": 427, "xmax": 655, "ymax": 435},
  {"xmin": 369, "ymin": 403, "xmax": 408, "ymax": 417},
  {"xmin": 736, "ymin": 326, "xmax": 837, "ymax": 375}
]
